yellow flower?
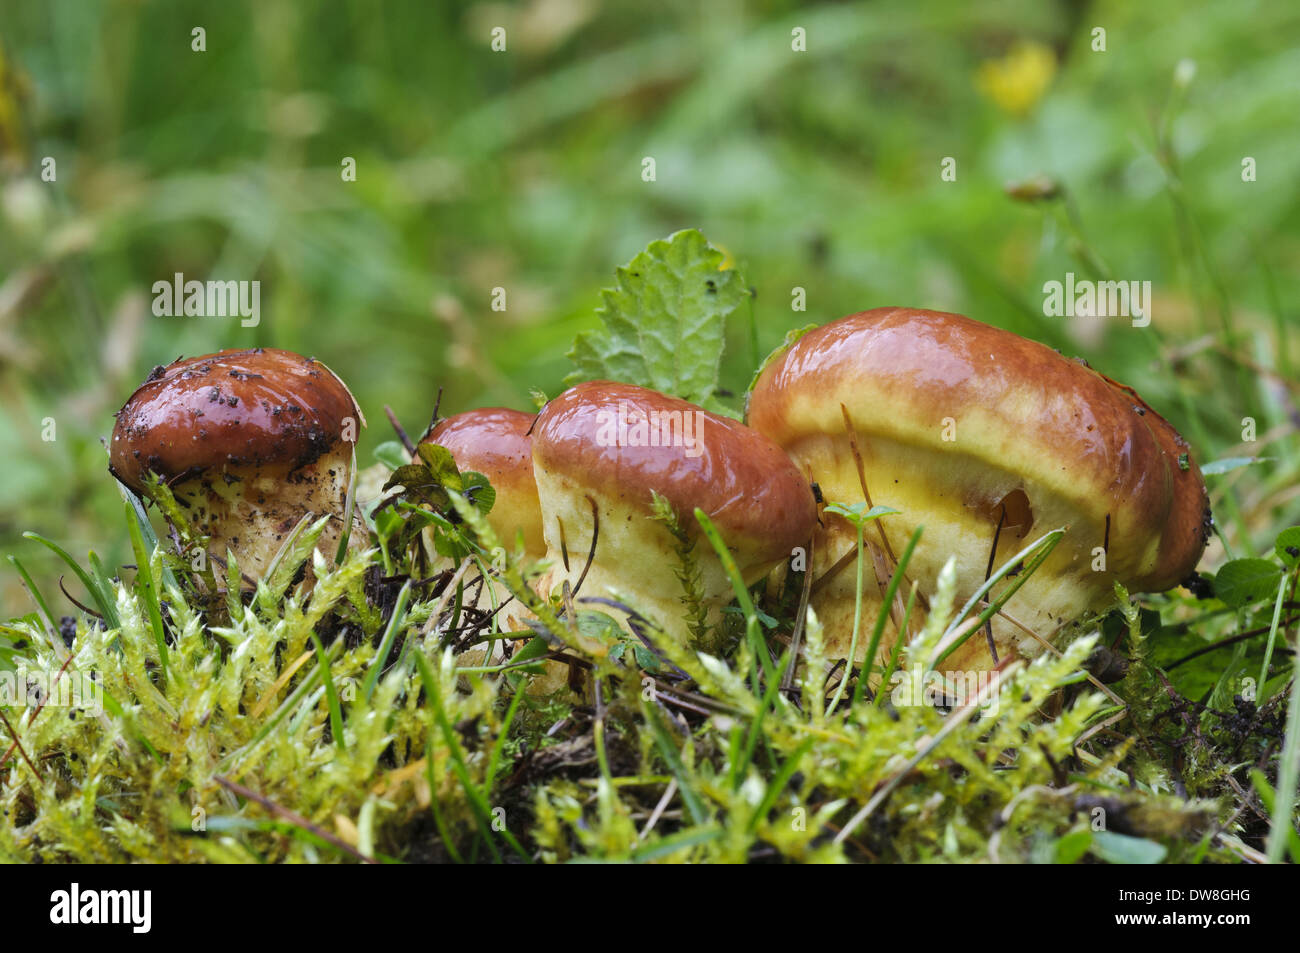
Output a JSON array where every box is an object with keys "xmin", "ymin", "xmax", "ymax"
[{"xmin": 976, "ymin": 41, "xmax": 1057, "ymax": 117}]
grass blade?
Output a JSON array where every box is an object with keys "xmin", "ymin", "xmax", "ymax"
[
  {"xmin": 123, "ymin": 499, "xmax": 169, "ymax": 682},
  {"xmin": 361, "ymin": 580, "xmax": 412, "ymax": 702},
  {"xmin": 22, "ymin": 533, "xmax": 121, "ymax": 629}
]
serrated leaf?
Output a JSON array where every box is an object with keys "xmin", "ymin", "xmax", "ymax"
[
  {"xmin": 1214, "ymin": 558, "xmax": 1283, "ymax": 608},
  {"xmin": 565, "ymin": 229, "xmax": 747, "ymax": 405}
]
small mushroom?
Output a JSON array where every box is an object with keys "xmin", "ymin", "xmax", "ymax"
[
  {"xmin": 110, "ymin": 348, "xmax": 365, "ymax": 578},
  {"xmin": 420, "ymin": 408, "xmax": 544, "ymax": 635},
  {"xmin": 421, "ymin": 408, "xmax": 545, "ymax": 563},
  {"xmin": 746, "ymin": 307, "xmax": 1210, "ymax": 671},
  {"xmin": 531, "ymin": 381, "xmax": 817, "ymax": 644}
]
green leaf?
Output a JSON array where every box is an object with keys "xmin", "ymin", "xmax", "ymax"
[
  {"xmin": 576, "ymin": 610, "xmax": 623, "ymax": 643},
  {"xmin": 823, "ymin": 502, "xmax": 900, "ymax": 525},
  {"xmin": 310, "ymin": 630, "xmax": 346, "ymax": 750},
  {"xmin": 373, "ymin": 440, "xmax": 408, "ymax": 470},
  {"xmin": 1214, "ymin": 558, "xmax": 1284, "ymax": 607},
  {"xmin": 1275, "ymin": 527, "xmax": 1300, "ymax": 568},
  {"xmin": 1251, "ymin": 768, "xmax": 1300, "ymax": 863},
  {"xmin": 631, "ymin": 644, "xmax": 662, "ymax": 673},
  {"xmin": 505, "ymin": 636, "xmax": 552, "ymax": 684},
  {"xmin": 1090, "ymin": 830, "xmax": 1167, "ymax": 864},
  {"xmin": 565, "ymin": 229, "xmax": 748, "ymax": 405},
  {"xmin": 416, "ymin": 443, "xmax": 462, "ymax": 488},
  {"xmin": 383, "ymin": 464, "xmax": 450, "ymax": 510},
  {"xmin": 1053, "ymin": 829, "xmax": 1093, "ymax": 864},
  {"xmin": 459, "ymin": 470, "xmax": 496, "ymax": 516}
]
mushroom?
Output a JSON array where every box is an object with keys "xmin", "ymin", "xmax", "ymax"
[
  {"xmin": 419, "ymin": 408, "xmax": 544, "ymax": 634},
  {"xmin": 420, "ymin": 408, "xmax": 545, "ymax": 564},
  {"xmin": 745, "ymin": 307, "xmax": 1210, "ymax": 672},
  {"xmin": 530, "ymin": 381, "xmax": 818, "ymax": 644},
  {"xmin": 110, "ymin": 348, "xmax": 365, "ymax": 579}
]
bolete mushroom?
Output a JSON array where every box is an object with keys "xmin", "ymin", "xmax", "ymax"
[
  {"xmin": 420, "ymin": 408, "xmax": 545, "ymax": 563},
  {"xmin": 745, "ymin": 307, "xmax": 1210, "ymax": 672},
  {"xmin": 530, "ymin": 381, "xmax": 818, "ymax": 644},
  {"xmin": 419, "ymin": 407, "xmax": 545, "ymax": 634},
  {"xmin": 110, "ymin": 348, "xmax": 365, "ymax": 578}
]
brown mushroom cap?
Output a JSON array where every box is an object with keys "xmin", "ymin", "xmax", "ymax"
[
  {"xmin": 422, "ymin": 408, "xmax": 544, "ymax": 557},
  {"xmin": 528, "ymin": 381, "xmax": 816, "ymax": 649},
  {"xmin": 746, "ymin": 307, "xmax": 1208, "ymax": 592},
  {"xmin": 109, "ymin": 348, "xmax": 365, "ymax": 580},
  {"xmin": 111, "ymin": 348, "xmax": 363, "ymax": 489},
  {"xmin": 533, "ymin": 381, "xmax": 816, "ymax": 566}
]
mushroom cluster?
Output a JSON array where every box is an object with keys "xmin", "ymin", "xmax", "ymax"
[
  {"xmin": 110, "ymin": 348, "xmax": 364, "ymax": 579},
  {"xmin": 108, "ymin": 308, "xmax": 1209, "ymax": 686},
  {"xmin": 746, "ymin": 307, "xmax": 1210, "ymax": 672},
  {"xmin": 420, "ymin": 383, "xmax": 817, "ymax": 648}
]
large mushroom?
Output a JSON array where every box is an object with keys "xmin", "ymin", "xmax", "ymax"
[
  {"xmin": 110, "ymin": 348, "xmax": 365, "ymax": 579},
  {"xmin": 530, "ymin": 381, "xmax": 818, "ymax": 644},
  {"xmin": 746, "ymin": 307, "xmax": 1210, "ymax": 672}
]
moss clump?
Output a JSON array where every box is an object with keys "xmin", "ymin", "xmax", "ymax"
[{"xmin": 2, "ymin": 488, "xmax": 1266, "ymax": 863}]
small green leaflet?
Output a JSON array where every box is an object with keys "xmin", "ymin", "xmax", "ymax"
[
  {"xmin": 566, "ymin": 229, "xmax": 748, "ymax": 407},
  {"xmin": 373, "ymin": 440, "xmax": 409, "ymax": 470},
  {"xmin": 1089, "ymin": 830, "xmax": 1168, "ymax": 864},
  {"xmin": 822, "ymin": 502, "xmax": 901, "ymax": 526}
]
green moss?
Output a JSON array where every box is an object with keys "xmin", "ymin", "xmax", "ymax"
[
  {"xmin": 1, "ymin": 508, "xmax": 1265, "ymax": 863},
  {"xmin": 1, "ymin": 416, "xmax": 1293, "ymax": 865}
]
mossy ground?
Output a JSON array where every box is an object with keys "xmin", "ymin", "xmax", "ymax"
[{"xmin": 2, "ymin": 466, "xmax": 1294, "ymax": 864}]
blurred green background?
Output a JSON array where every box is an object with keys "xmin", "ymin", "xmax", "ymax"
[{"xmin": 1, "ymin": 0, "xmax": 1297, "ymax": 614}]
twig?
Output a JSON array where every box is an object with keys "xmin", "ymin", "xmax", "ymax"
[
  {"xmin": 214, "ymin": 774, "xmax": 377, "ymax": 863},
  {"xmin": 1167, "ymin": 617, "xmax": 1299, "ymax": 670},
  {"xmin": 386, "ymin": 404, "xmax": 417, "ymax": 457},
  {"xmin": 0, "ymin": 709, "xmax": 41, "ymax": 780}
]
